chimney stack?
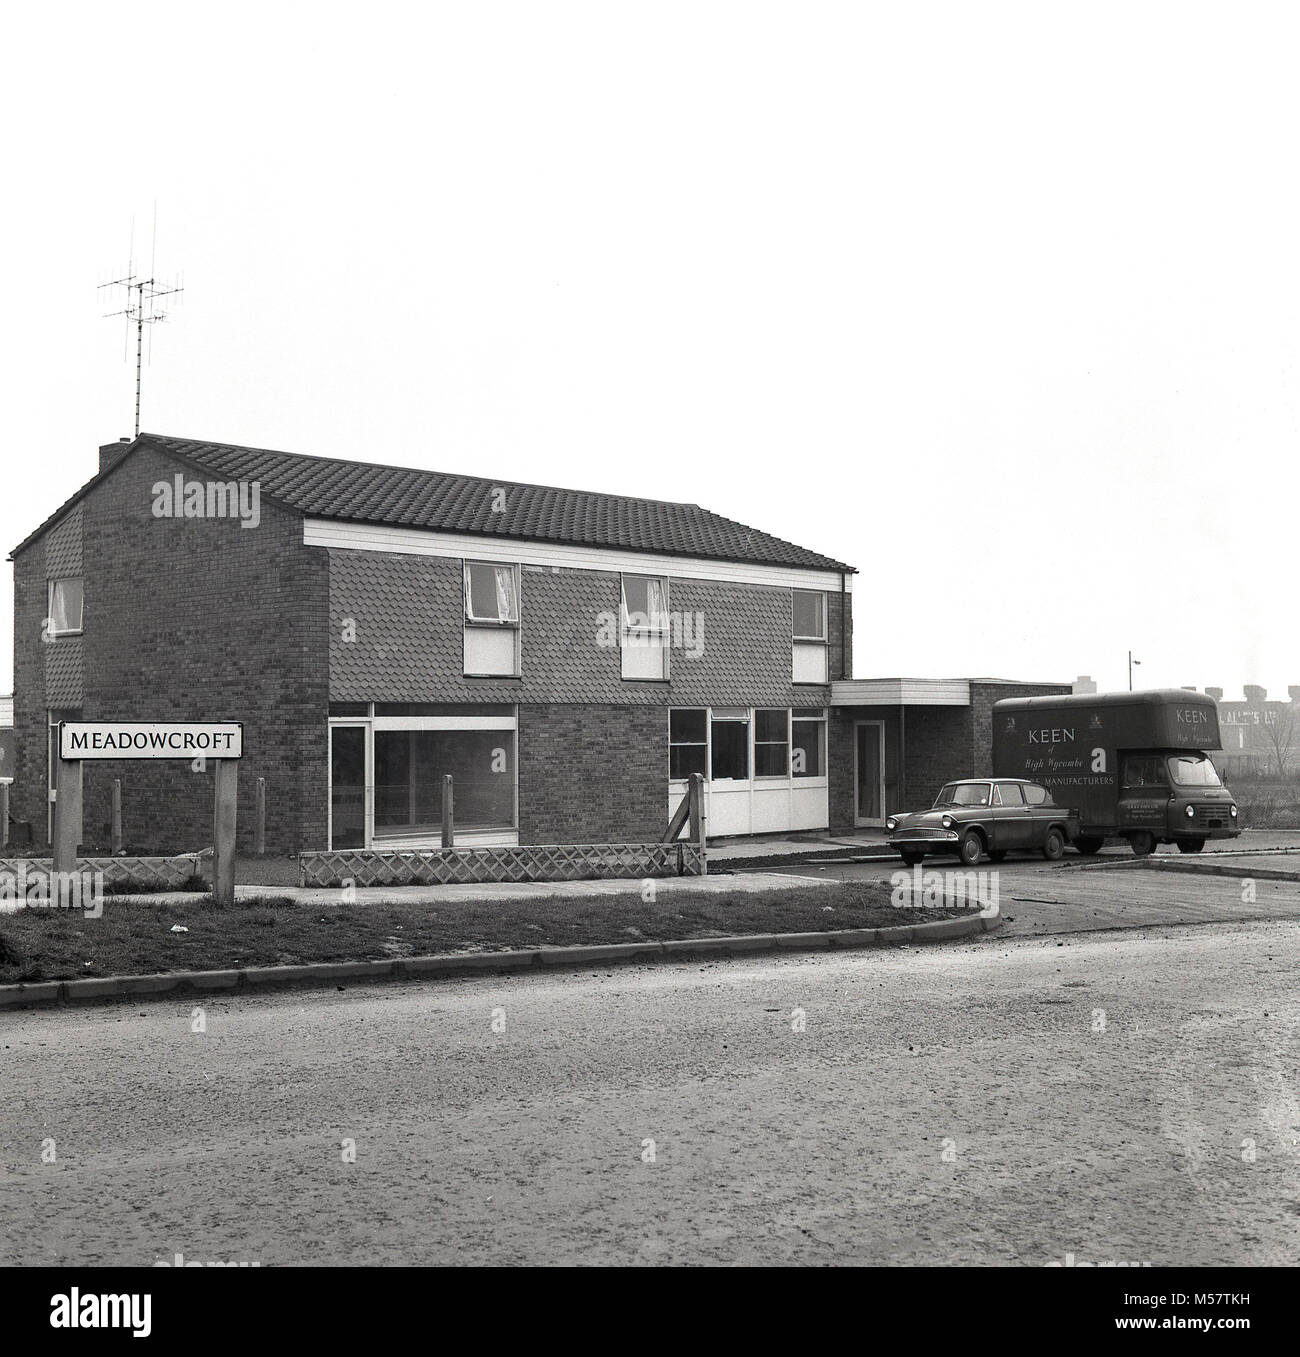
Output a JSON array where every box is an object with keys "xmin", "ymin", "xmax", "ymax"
[
  {"xmin": 1243, "ymin": 684, "xmax": 1267, "ymax": 705},
  {"xmin": 1072, "ymin": 675, "xmax": 1097, "ymax": 694},
  {"xmin": 1205, "ymin": 687, "xmax": 1223, "ymax": 701},
  {"xmin": 98, "ymin": 435, "xmax": 132, "ymax": 475},
  {"xmin": 1288, "ymin": 686, "xmax": 1300, "ymax": 705}
]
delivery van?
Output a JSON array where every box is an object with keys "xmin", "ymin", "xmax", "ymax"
[{"xmin": 991, "ymin": 689, "xmax": 1239, "ymax": 856}]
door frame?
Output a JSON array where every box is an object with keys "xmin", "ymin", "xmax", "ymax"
[
  {"xmin": 853, "ymin": 719, "xmax": 886, "ymax": 827},
  {"xmin": 328, "ymin": 720, "xmax": 372, "ymax": 851}
]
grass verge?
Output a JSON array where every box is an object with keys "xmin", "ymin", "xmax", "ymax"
[{"xmin": 0, "ymin": 881, "xmax": 974, "ymax": 983}]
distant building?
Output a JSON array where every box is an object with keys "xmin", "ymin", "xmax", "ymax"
[
  {"xmin": 0, "ymin": 694, "xmax": 13, "ymax": 788},
  {"xmin": 1203, "ymin": 685, "xmax": 1300, "ymax": 778}
]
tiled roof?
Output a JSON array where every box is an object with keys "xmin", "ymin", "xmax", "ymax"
[{"xmin": 11, "ymin": 434, "xmax": 853, "ymax": 573}]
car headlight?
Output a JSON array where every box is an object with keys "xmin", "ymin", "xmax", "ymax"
[
  {"xmin": 886, "ymin": 817, "xmax": 898, "ymax": 832},
  {"xmin": 1186, "ymin": 805, "xmax": 1196, "ymax": 818},
  {"xmin": 941, "ymin": 814, "xmax": 954, "ymax": 829},
  {"xmin": 1230, "ymin": 804, "xmax": 1238, "ymax": 817}
]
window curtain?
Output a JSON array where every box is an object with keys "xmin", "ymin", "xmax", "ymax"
[
  {"xmin": 49, "ymin": 580, "xmax": 81, "ymax": 633},
  {"xmin": 49, "ymin": 584, "xmax": 71, "ymax": 633},
  {"xmin": 644, "ymin": 576, "xmax": 668, "ymax": 632},
  {"xmin": 494, "ymin": 565, "xmax": 518, "ymax": 622}
]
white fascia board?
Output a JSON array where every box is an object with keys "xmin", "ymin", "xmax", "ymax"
[
  {"xmin": 304, "ymin": 518, "xmax": 849, "ymax": 593},
  {"xmin": 369, "ymin": 715, "xmax": 518, "ymax": 731},
  {"xmin": 831, "ymin": 679, "xmax": 972, "ymax": 707}
]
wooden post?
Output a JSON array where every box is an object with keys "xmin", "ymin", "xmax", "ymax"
[
  {"xmin": 111, "ymin": 779, "xmax": 123, "ymax": 855},
  {"xmin": 213, "ymin": 759, "xmax": 238, "ymax": 906},
  {"xmin": 0, "ymin": 778, "xmax": 10, "ymax": 852},
  {"xmin": 255, "ymin": 777, "xmax": 266, "ymax": 857},
  {"xmin": 441, "ymin": 774, "xmax": 454, "ymax": 849},
  {"xmin": 52, "ymin": 757, "xmax": 83, "ymax": 876},
  {"xmin": 688, "ymin": 771, "xmax": 707, "ymax": 874}
]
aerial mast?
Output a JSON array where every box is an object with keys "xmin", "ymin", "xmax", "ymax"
[{"xmin": 99, "ymin": 211, "xmax": 183, "ymax": 436}]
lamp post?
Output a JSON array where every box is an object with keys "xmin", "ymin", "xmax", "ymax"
[{"xmin": 1128, "ymin": 651, "xmax": 1141, "ymax": 691}]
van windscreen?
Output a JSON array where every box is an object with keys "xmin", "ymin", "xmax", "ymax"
[{"xmin": 1167, "ymin": 754, "xmax": 1223, "ymax": 787}]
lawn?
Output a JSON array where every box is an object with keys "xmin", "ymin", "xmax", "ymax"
[{"xmin": 0, "ymin": 880, "xmax": 976, "ymax": 983}]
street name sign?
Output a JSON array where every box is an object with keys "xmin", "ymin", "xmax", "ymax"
[{"xmin": 59, "ymin": 722, "xmax": 243, "ymax": 760}]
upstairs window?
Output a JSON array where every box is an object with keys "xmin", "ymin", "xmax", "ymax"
[
  {"xmin": 621, "ymin": 574, "xmax": 669, "ymax": 680},
  {"xmin": 793, "ymin": 590, "xmax": 826, "ymax": 641},
  {"xmin": 47, "ymin": 578, "xmax": 83, "ymax": 638},
  {"xmin": 463, "ymin": 562, "xmax": 520, "ymax": 676},
  {"xmin": 464, "ymin": 562, "xmax": 519, "ymax": 624},
  {"xmin": 792, "ymin": 589, "xmax": 827, "ymax": 684}
]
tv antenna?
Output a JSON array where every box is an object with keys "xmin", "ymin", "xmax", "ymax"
[{"xmin": 99, "ymin": 211, "xmax": 183, "ymax": 436}]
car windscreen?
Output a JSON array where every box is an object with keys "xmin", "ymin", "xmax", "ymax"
[
  {"xmin": 934, "ymin": 783, "xmax": 991, "ymax": 807},
  {"xmin": 1167, "ymin": 754, "xmax": 1223, "ymax": 787}
]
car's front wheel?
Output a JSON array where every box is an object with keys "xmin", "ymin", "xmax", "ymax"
[
  {"xmin": 1042, "ymin": 828, "xmax": 1065, "ymax": 862},
  {"xmin": 899, "ymin": 850, "xmax": 924, "ymax": 867},
  {"xmin": 959, "ymin": 831, "xmax": 984, "ymax": 866}
]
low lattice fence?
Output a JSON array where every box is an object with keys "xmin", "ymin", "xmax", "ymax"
[
  {"xmin": 298, "ymin": 842, "xmax": 705, "ymax": 888},
  {"xmin": 0, "ymin": 854, "xmax": 203, "ymax": 890}
]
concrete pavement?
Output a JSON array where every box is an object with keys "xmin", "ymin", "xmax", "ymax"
[
  {"xmin": 104, "ymin": 868, "xmax": 840, "ymax": 908},
  {"xmin": 2, "ymin": 918, "xmax": 1297, "ymax": 1265}
]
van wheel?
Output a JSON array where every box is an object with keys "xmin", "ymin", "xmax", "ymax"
[
  {"xmin": 987, "ymin": 850, "xmax": 1007, "ymax": 863},
  {"xmin": 959, "ymin": 831, "xmax": 984, "ymax": 866},
  {"xmin": 1129, "ymin": 832, "xmax": 1156, "ymax": 857},
  {"xmin": 899, "ymin": 851, "xmax": 924, "ymax": 866},
  {"xmin": 1177, "ymin": 839, "xmax": 1206, "ymax": 854},
  {"xmin": 1042, "ymin": 829, "xmax": 1065, "ymax": 861},
  {"xmin": 1074, "ymin": 836, "xmax": 1104, "ymax": 856}
]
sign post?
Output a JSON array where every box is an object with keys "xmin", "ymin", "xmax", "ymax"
[
  {"xmin": 52, "ymin": 757, "xmax": 84, "ymax": 875},
  {"xmin": 58, "ymin": 722, "xmax": 243, "ymax": 899},
  {"xmin": 213, "ymin": 760, "xmax": 238, "ymax": 906},
  {"xmin": 0, "ymin": 776, "xmax": 11, "ymax": 852}
]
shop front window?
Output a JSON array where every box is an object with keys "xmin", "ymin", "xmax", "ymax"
[{"xmin": 374, "ymin": 729, "xmax": 515, "ymax": 836}]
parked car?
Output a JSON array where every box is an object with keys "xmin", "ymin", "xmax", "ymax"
[{"xmin": 886, "ymin": 778, "xmax": 1082, "ymax": 866}]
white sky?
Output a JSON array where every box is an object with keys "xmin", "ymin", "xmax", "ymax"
[{"xmin": 2, "ymin": 2, "xmax": 1296, "ymax": 701}]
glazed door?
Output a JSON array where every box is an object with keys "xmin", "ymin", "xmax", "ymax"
[
  {"xmin": 329, "ymin": 725, "xmax": 368, "ymax": 849},
  {"xmin": 854, "ymin": 722, "xmax": 885, "ymax": 827}
]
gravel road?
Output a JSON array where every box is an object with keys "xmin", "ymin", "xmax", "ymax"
[{"xmin": 2, "ymin": 919, "xmax": 1298, "ymax": 1265}]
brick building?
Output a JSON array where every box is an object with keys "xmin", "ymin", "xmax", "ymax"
[
  {"xmin": 826, "ymin": 677, "xmax": 1072, "ymax": 831},
  {"xmin": 1202, "ymin": 685, "xmax": 1300, "ymax": 778},
  {"xmin": 8, "ymin": 434, "xmax": 1070, "ymax": 854}
]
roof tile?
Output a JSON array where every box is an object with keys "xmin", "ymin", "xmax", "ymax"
[{"xmin": 137, "ymin": 434, "xmax": 854, "ymax": 573}]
